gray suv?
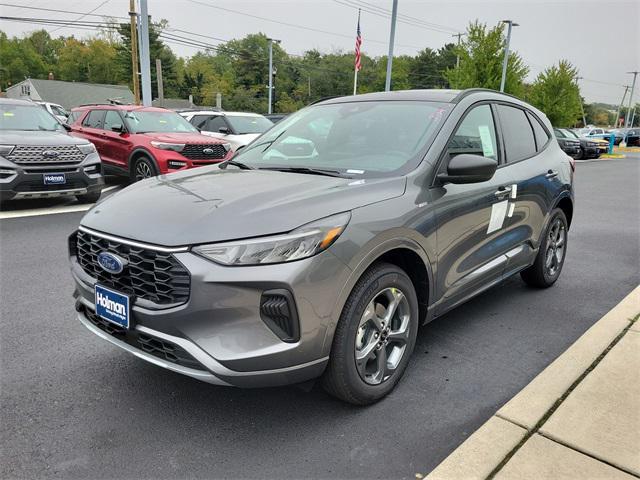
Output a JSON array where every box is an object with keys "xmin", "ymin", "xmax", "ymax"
[
  {"xmin": 0, "ymin": 98, "xmax": 104, "ymax": 203},
  {"xmin": 69, "ymin": 89, "xmax": 574, "ymax": 404}
]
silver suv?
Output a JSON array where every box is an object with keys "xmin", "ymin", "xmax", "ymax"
[
  {"xmin": 69, "ymin": 89, "xmax": 574, "ymax": 404},
  {"xmin": 0, "ymin": 98, "xmax": 104, "ymax": 203}
]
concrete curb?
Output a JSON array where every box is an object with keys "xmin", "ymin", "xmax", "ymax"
[{"xmin": 424, "ymin": 286, "xmax": 640, "ymax": 480}]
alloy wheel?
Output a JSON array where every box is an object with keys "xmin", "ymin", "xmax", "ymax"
[
  {"xmin": 135, "ymin": 161, "xmax": 153, "ymax": 181},
  {"xmin": 354, "ymin": 287, "xmax": 411, "ymax": 385},
  {"xmin": 545, "ymin": 217, "xmax": 566, "ymax": 277}
]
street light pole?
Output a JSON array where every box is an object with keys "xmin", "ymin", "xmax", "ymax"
[
  {"xmin": 624, "ymin": 71, "xmax": 638, "ymax": 128},
  {"xmin": 267, "ymin": 38, "xmax": 280, "ymax": 114},
  {"xmin": 138, "ymin": 0, "xmax": 152, "ymax": 106},
  {"xmin": 384, "ymin": 0, "xmax": 399, "ymax": 92},
  {"xmin": 576, "ymin": 76, "xmax": 587, "ymax": 127},
  {"xmin": 499, "ymin": 20, "xmax": 518, "ymax": 93}
]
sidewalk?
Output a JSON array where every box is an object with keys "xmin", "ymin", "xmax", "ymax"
[{"xmin": 424, "ymin": 286, "xmax": 640, "ymax": 480}]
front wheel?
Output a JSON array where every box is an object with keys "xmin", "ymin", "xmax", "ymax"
[
  {"xmin": 521, "ymin": 208, "xmax": 568, "ymax": 288},
  {"xmin": 322, "ymin": 262, "xmax": 419, "ymax": 405},
  {"xmin": 131, "ymin": 156, "xmax": 157, "ymax": 182}
]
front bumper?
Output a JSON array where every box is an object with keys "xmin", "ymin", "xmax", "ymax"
[
  {"xmin": 0, "ymin": 153, "xmax": 104, "ymax": 201},
  {"xmin": 70, "ymin": 230, "xmax": 353, "ymax": 387}
]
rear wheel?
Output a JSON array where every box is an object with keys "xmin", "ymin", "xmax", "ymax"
[
  {"xmin": 131, "ymin": 156, "xmax": 157, "ymax": 182},
  {"xmin": 521, "ymin": 208, "xmax": 568, "ymax": 288},
  {"xmin": 322, "ymin": 262, "xmax": 419, "ymax": 405}
]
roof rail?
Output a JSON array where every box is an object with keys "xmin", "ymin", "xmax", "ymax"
[{"xmin": 452, "ymin": 88, "xmax": 524, "ymax": 103}]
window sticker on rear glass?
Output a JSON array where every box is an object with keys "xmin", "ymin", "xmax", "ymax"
[{"xmin": 478, "ymin": 125, "xmax": 494, "ymax": 157}]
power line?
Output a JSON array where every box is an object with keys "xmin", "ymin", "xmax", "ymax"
[
  {"xmin": 49, "ymin": 0, "xmax": 112, "ymax": 33},
  {"xmin": 0, "ymin": 3, "xmax": 127, "ymax": 20}
]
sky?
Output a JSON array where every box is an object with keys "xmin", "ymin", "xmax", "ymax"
[{"xmin": 1, "ymin": 0, "xmax": 638, "ymax": 105}]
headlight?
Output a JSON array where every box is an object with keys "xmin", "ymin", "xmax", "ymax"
[
  {"xmin": 77, "ymin": 143, "xmax": 97, "ymax": 154},
  {"xmin": 193, "ymin": 212, "xmax": 351, "ymax": 265},
  {"xmin": 587, "ymin": 142, "xmax": 597, "ymax": 147},
  {"xmin": 151, "ymin": 141, "xmax": 185, "ymax": 152},
  {"xmin": 0, "ymin": 145, "xmax": 15, "ymax": 156},
  {"xmin": 222, "ymin": 143, "xmax": 231, "ymax": 152}
]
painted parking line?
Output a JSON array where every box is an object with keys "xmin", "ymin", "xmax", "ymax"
[{"xmin": 0, "ymin": 185, "xmax": 122, "ymax": 220}]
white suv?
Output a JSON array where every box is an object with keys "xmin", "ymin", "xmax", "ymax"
[{"xmin": 179, "ymin": 110, "xmax": 274, "ymax": 151}]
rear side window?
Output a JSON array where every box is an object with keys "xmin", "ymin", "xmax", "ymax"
[
  {"xmin": 447, "ymin": 104, "xmax": 498, "ymax": 161},
  {"xmin": 497, "ymin": 105, "xmax": 536, "ymax": 162},
  {"xmin": 527, "ymin": 112, "xmax": 551, "ymax": 151},
  {"xmin": 83, "ymin": 110, "xmax": 105, "ymax": 129}
]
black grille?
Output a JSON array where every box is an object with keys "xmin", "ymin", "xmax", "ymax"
[
  {"xmin": 84, "ymin": 307, "xmax": 205, "ymax": 371},
  {"xmin": 8, "ymin": 145, "xmax": 85, "ymax": 164},
  {"xmin": 260, "ymin": 290, "xmax": 300, "ymax": 342},
  {"xmin": 15, "ymin": 178, "xmax": 86, "ymax": 192},
  {"xmin": 181, "ymin": 144, "xmax": 227, "ymax": 160},
  {"xmin": 76, "ymin": 230, "xmax": 190, "ymax": 306}
]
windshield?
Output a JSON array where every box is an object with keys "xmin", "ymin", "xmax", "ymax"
[
  {"xmin": 226, "ymin": 115, "xmax": 273, "ymax": 134},
  {"xmin": 0, "ymin": 104, "xmax": 64, "ymax": 131},
  {"xmin": 123, "ymin": 110, "xmax": 198, "ymax": 134},
  {"xmin": 561, "ymin": 129, "xmax": 579, "ymax": 139},
  {"xmin": 236, "ymin": 101, "xmax": 452, "ymax": 177}
]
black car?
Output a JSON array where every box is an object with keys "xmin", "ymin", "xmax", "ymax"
[
  {"xmin": 555, "ymin": 128, "xmax": 600, "ymax": 159},
  {"xmin": 612, "ymin": 128, "xmax": 640, "ymax": 146},
  {"xmin": 553, "ymin": 128, "xmax": 581, "ymax": 157},
  {"xmin": 69, "ymin": 88, "xmax": 574, "ymax": 404}
]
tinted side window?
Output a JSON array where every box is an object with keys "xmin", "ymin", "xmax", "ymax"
[
  {"xmin": 83, "ymin": 110, "xmax": 105, "ymax": 129},
  {"xmin": 527, "ymin": 112, "xmax": 550, "ymax": 151},
  {"xmin": 447, "ymin": 104, "xmax": 498, "ymax": 161},
  {"xmin": 103, "ymin": 110, "xmax": 123, "ymax": 131},
  {"xmin": 497, "ymin": 105, "xmax": 536, "ymax": 162},
  {"xmin": 190, "ymin": 115, "xmax": 209, "ymax": 129},
  {"xmin": 205, "ymin": 116, "xmax": 227, "ymax": 132}
]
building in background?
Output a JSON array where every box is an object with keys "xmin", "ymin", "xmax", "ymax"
[{"xmin": 5, "ymin": 79, "xmax": 134, "ymax": 109}]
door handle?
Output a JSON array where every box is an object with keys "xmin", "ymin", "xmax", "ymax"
[
  {"xmin": 494, "ymin": 186, "xmax": 511, "ymax": 198},
  {"xmin": 545, "ymin": 169, "xmax": 558, "ymax": 179}
]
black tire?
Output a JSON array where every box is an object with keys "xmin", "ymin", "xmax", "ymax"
[
  {"xmin": 521, "ymin": 208, "xmax": 568, "ymax": 288},
  {"xmin": 76, "ymin": 189, "xmax": 101, "ymax": 204},
  {"xmin": 322, "ymin": 262, "xmax": 419, "ymax": 405},
  {"xmin": 575, "ymin": 149, "xmax": 584, "ymax": 160},
  {"xmin": 131, "ymin": 155, "xmax": 158, "ymax": 182}
]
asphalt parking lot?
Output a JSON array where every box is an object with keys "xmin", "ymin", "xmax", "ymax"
[{"xmin": 1, "ymin": 156, "xmax": 638, "ymax": 480}]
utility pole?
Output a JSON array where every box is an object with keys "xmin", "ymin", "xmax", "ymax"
[
  {"xmin": 615, "ymin": 86, "xmax": 629, "ymax": 128},
  {"xmin": 267, "ymin": 38, "xmax": 280, "ymax": 114},
  {"xmin": 499, "ymin": 20, "xmax": 519, "ymax": 93},
  {"xmin": 129, "ymin": 0, "xmax": 140, "ymax": 104},
  {"xmin": 155, "ymin": 59, "xmax": 164, "ymax": 107},
  {"xmin": 624, "ymin": 71, "xmax": 638, "ymax": 128},
  {"xmin": 384, "ymin": 0, "xmax": 399, "ymax": 92},
  {"xmin": 576, "ymin": 76, "xmax": 587, "ymax": 126},
  {"xmin": 138, "ymin": 0, "xmax": 152, "ymax": 106},
  {"xmin": 452, "ymin": 32, "xmax": 465, "ymax": 68}
]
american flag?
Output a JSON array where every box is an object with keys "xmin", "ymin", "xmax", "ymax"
[{"xmin": 354, "ymin": 10, "xmax": 362, "ymax": 72}]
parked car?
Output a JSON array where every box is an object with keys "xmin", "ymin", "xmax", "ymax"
[
  {"xmin": 180, "ymin": 110, "xmax": 274, "ymax": 151},
  {"xmin": 69, "ymin": 105, "xmax": 233, "ymax": 181},
  {"xmin": 553, "ymin": 128, "xmax": 581, "ymax": 158},
  {"xmin": 612, "ymin": 128, "xmax": 640, "ymax": 146},
  {"xmin": 578, "ymin": 127, "xmax": 613, "ymax": 150},
  {"xmin": 557, "ymin": 128, "xmax": 601, "ymax": 159},
  {"xmin": 265, "ymin": 113, "xmax": 288, "ymax": 123},
  {"xmin": 35, "ymin": 101, "xmax": 69, "ymax": 123},
  {"xmin": 69, "ymin": 89, "xmax": 574, "ymax": 405},
  {"xmin": 0, "ymin": 98, "xmax": 104, "ymax": 203}
]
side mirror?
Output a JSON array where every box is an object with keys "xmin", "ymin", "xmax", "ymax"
[
  {"xmin": 438, "ymin": 154, "xmax": 497, "ymax": 184},
  {"xmin": 218, "ymin": 126, "xmax": 230, "ymax": 134},
  {"xmin": 111, "ymin": 124, "xmax": 124, "ymax": 133}
]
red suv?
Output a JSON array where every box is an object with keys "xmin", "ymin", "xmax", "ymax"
[{"xmin": 69, "ymin": 105, "xmax": 233, "ymax": 181}]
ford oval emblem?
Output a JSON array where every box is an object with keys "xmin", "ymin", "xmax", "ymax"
[
  {"xmin": 42, "ymin": 150, "xmax": 60, "ymax": 159},
  {"xmin": 97, "ymin": 252, "xmax": 126, "ymax": 274},
  {"xmin": 202, "ymin": 148, "xmax": 214, "ymax": 155}
]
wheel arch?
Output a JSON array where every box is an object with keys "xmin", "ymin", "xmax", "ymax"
[
  {"xmin": 127, "ymin": 147, "xmax": 158, "ymax": 175},
  {"xmin": 555, "ymin": 195, "xmax": 574, "ymax": 229}
]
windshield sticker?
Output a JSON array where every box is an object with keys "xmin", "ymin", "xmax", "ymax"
[
  {"xmin": 478, "ymin": 125, "xmax": 495, "ymax": 157},
  {"xmin": 346, "ymin": 169, "xmax": 365, "ymax": 174},
  {"xmin": 3, "ymin": 112, "xmax": 15, "ymax": 116}
]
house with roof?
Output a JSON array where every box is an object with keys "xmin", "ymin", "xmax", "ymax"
[{"xmin": 5, "ymin": 79, "xmax": 134, "ymax": 109}]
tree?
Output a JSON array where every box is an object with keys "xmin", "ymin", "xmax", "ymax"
[
  {"xmin": 445, "ymin": 21, "xmax": 528, "ymax": 96},
  {"xmin": 408, "ymin": 44, "xmax": 456, "ymax": 89},
  {"xmin": 528, "ymin": 60, "xmax": 582, "ymax": 127}
]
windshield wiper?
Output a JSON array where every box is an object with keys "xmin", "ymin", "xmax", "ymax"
[
  {"xmin": 259, "ymin": 166, "xmax": 347, "ymax": 178},
  {"xmin": 218, "ymin": 159, "xmax": 254, "ymax": 170}
]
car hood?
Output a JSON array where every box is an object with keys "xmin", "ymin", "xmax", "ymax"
[
  {"xmin": 140, "ymin": 132, "xmax": 226, "ymax": 144},
  {"xmin": 1, "ymin": 130, "xmax": 90, "ymax": 146},
  {"xmin": 81, "ymin": 167, "xmax": 406, "ymax": 246}
]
